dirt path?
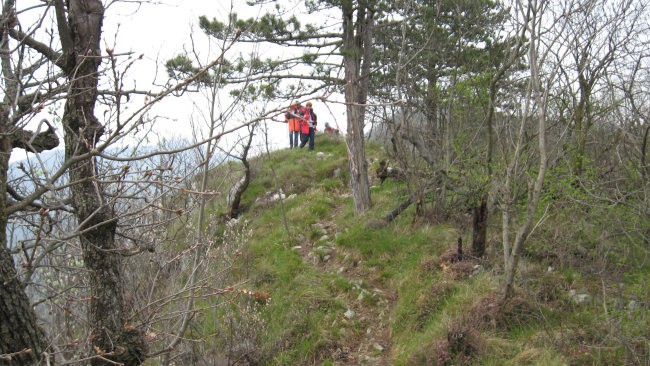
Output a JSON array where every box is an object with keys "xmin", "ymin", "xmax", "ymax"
[{"xmin": 297, "ymin": 222, "xmax": 395, "ymax": 365}]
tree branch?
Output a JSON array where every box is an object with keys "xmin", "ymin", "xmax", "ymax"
[
  {"xmin": 11, "ymin": 120, "xmax": 59, "ymax": 153},
  {"xmin": 53, "ymin": 0, "xmax": 74, "ymax": 54},
  {"xmin": 8, "ymin": 28, "xmax": 67, "ymax": 70}
]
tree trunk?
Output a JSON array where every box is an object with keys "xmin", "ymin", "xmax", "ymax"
[
  {"xmin": 228, "ymin": 130, "xmax": 255, "ymax": 219},
  {"xmin": 61, "ymin": 1, "xmax": 145, "ymax": 364},
  {"xmin": 471, "ymin": 199, "xmax": 488, "ymax": 257},
  {"xmin": 345, "ymin": 100, "xmax": 372, "ymax": 213},
  {"xmin": 342, "ymin": 1, "xmax": 373, "ymax": 213},
  {"xmin": 0, "ymin": 3, "xmax": 51, "ymax": 361},
  {"xmin": 0, "ymin": 138, "xmax": 49, "ymax": 365},
  {"xmin": 501, "ymin": 0, "xmax": 549, "ymax": 300}
]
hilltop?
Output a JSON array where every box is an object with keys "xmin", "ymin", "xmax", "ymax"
[{"xmin": 176, "ymin": 133, "xmax": 648, "ymax": 366}]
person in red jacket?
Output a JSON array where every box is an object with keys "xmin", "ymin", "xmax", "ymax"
[
  {"xmin": 285, "ymin": 102, "xmax": 301, "ymax": 148},
  {"xmin": 299, "ymin": 101, "xmax": 317, "ymax": 151}
]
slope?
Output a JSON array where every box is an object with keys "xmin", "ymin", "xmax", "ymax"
[{"xmin": 194, "ymin": 133, "xmax": 649, "ymax": 366}]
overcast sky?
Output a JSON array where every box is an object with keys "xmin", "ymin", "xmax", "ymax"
[
  {"xmin": 105, "ymin": 0, "xmax": 347, "ymax": 154},
  {"xmin": 12, "ymin": 0, "xmax": 346, "ymax": 161}
]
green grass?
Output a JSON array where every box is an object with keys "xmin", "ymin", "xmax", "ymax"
[{"xmin": 172, "ymin": 133, "xmax": 650, "ymax": 366}]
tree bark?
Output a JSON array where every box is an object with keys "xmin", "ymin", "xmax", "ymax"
[
  {"xmin": 383, "ymin": 197, "xmax": 413, "ymax": 223},
  {"xmin": 471, "ymin": 199, "xmax": 488, "ymax": 258},
  {"xmin": 61, "ymin": 1, "xmax": 145, "ymax": 364},
  {"xmin": 0, "ymin": 143, "xmax": 50, "ymax": 365},
  {"xmin": 228, "ymin": 130, "xmax": 255, "ymax": 219},
  {"xmin": 342, "ymin": 1, "xmax": 373, "ymax": 213},
  {"xmin": 502, "ymin": 0, "xmax": 549, "ymax": 300},
  {"xmin": 0, "ymin": 1, "xmax": 52, "ymax": 362}
]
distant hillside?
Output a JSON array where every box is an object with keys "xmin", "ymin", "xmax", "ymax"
[{"xmin": 6, "ymin": 143, "xmax": 224, "ymax": 249}]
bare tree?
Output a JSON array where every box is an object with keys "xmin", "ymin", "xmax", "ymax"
[
  {"xmin": 554, "ymin": 0, "xmax": 647, "ymax": 177},
  {"xmin": 0, "ymin": 1, "xmax": 244, "ymax": 364},
  {"xmin": 1, "ymin": 0, "xmax": 63, "ymax": 363},
  {"xmin": 500, "ymin": 0, "xmax": 558, "ymax": 299}
]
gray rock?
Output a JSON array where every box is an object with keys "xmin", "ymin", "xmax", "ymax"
[
  {"xmin": 318, "ymin": 235, "xmax": 330, "ymax": 242},
  {"xmin": 568, "ymin": 289, "xmax": 576, "ymax": 297},
  {"xmin": 575, "ymin": 294, "xmax": 591, "ymax": 303},
  {"xmin": 315, "ymin": 246, "xmax": 333, "ymax": 254},
  {"xmin": 569, "ymin": 290, "xmax": 591, "ymax": 304},
  {"xmin": 628, "ymin": 300, "xmax": 637, "ymax": 311},
  {"xmin": 373, "ymin": 343, "xmax": 385, "ymax": 352},
  {"xmin": 344, "ymin": 309, "xmax": 355, "ymax": 319},
  {"xmin": 311, "ymin": 223, "xmax": 325, "ymax": 230},
  {"xmin": 270, "ymin": 192, "xmax": 286, "ymax": 202},
  {"xmin": 316, "ymin": 152, "xmax": 326, "ymax": 158},
  {"xmin": 357, "ymin": 291, "xmax": 365, "ymax": 301}
]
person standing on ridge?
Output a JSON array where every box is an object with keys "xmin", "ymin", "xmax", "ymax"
[
  {"xmin": 299, "ymin": 101, "xmax": 317, "ymax": 151},
  {"xmin": 285, "ymin": 102, "xmax": 301, "ymax": 148}
]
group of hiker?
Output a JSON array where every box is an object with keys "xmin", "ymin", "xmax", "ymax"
[
  {"xmin": 285, "ymin": 101, "xmax": 317, "ymax": 150},
  {"xmin": 283, "ymin": 101, "xmax": 339, "ymax": 151}
]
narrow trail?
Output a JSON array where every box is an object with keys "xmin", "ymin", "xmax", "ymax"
[{"xmin": 295, "ymin": 221, "xmax": 396, "ymax": 365}]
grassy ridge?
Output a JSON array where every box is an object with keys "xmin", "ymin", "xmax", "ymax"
[{"xmin": 200, "ymin": 134, "xmax": 649, "ymax": 365}]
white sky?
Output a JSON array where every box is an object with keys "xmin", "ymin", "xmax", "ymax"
[
  {"xmin": 104, "ymin": 0, "xmax": 347, "ymax": 155},
  {"xmin": 12, "ymin": 0, "xmax": 347, "ymax": 161}
]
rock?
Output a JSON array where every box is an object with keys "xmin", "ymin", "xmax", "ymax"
[
  {"xmin": 318, "ymin": 235, "xmax": 330, "ymax": 242},
  {"xmin": 575, "ymin": 294, "xmax": 590, "ymax": 303},
  {"xmin": 547, "ymin": 266, "xmax": 554, "ymax": 273},
  {"xmin": 286, "ymin": 193, "xmax": 297, "ymax": 200},
  {"xmin": 311, "ymin": 223, "xmax": 325, "ymax": 230},
  {"xmin": 291, "ymin": 246, "xmax": 302, "ymax": 251},
  {"xmin": 337, "ymin": 267, "xmax": 346, "ymax": 274},
  {"xmin": 311, "ymin": 223, "xmax": 327, "ymax": 236},
  {"xmin": 306, "ymin": 252, "xmax": 317, "ymax": 265},
  {"xmin": 628, "ymin": 300, "xmax": 637, "ymax": 312},
  {"xmin": 333, "ymin": 168, "xmax": 341, "ymax": 178},
  {"xmin": 270, "ymin": 192, "xmax": 286, "ymax": 202},
  {"xmin": 344, "ymin": 309, "xmax": 355, "ymax": 319},
  {"xmin": 569, "ymin": 290, "xmax": 591, "ymax": 304},
  {"xmin": 315, "ymin": 246, "xmax": 333, "ymax": 254},
  {"xmin": 316, "ymin": 152, "xmax": 326, "ymax": 158},
  {"xmin": 373, "ymin": 343, "xmax": 385, "ymax": 352},
  {"xmin": 323, "ymin": 255, "xmax": 331, "ymax": 262}
]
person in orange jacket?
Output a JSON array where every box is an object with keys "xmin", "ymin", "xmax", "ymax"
[
  {"xmin": 285, "ymin": 102, "xmax": 301, "ymax": 148},
  {"xmin": 299, "ymin": 101, "xmax": 317, "ymax": 151}
]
